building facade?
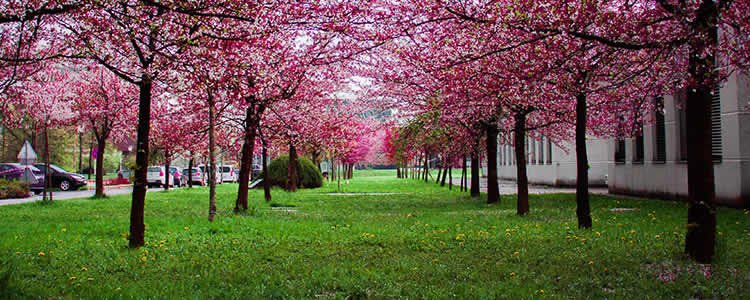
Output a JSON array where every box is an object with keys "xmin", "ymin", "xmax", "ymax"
[
  {"xmin": 497, "ymin": 137, "xmax": 610, "ymax": 187},
  {"xmin": 496, "ymin": 72, "xmax": 749, "ymax": 207},
  {"xmin": 608, "ymin": 72, "xmax": 750, "ymax": 207}
]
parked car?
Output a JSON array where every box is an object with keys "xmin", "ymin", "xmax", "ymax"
[
  {"xmin": 0, "ymin": 163, "xmax": 45, "ymax": 194},
  {"xmin": 183, "ymin": 168, "xmax": 205, "ymax": 186},
  {"xmin": 218, "ymin": 165, "xmax": 235, "ymax": 183},
  {"xmin": 197, "ymin": 165, "xmax": 222, "ymax": 184},
  {"xmin": 33, "ymin": 164, "xmax": 87, "ymax": 191},
  {"xmin": 147, "ymin": 166, "xmax": 174, "ymax": 188}
]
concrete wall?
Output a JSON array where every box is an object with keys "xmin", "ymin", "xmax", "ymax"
[
  {"xmin": 497, "ymin": 138, "xmax": 610, "ymax": 187},
  {"xmin": 609, "ymin": 72, "xmax": 750, "ymax": 207}
]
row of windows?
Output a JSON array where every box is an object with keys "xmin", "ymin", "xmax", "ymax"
[
  {"xmin": 499, "ymin": 136, "xmax": 553, "ymax": 166},
  {"xmin": 615, "ymin": 91, "xmax": 722, "ymax": 164}
]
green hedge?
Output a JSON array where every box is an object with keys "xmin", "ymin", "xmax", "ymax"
[
  {"xmin": 267, "ymin": 155, "xmax": 323, "ymax": 189},
  {"xmin": 0, "ymin": 179, "xmax": 30, "ymax": 199}
]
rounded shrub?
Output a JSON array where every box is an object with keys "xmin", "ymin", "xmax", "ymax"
[{"xmin": 267, "ymin": 155, "xmax": 323, "ymax": 189}]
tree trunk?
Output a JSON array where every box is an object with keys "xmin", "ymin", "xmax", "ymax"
[
  {"xmin": 486, "ymin": 124, "xmax": 500, "ymax": 204},
  {"xmin": 95, "ymin": 138, "xmax": 106, "ymax": 197},
  {"xmin": 436, "ymin": 156, "xmax": 442, "ymax": 184},
  {"xmin": 423, "ymin": 152, "xmax": 429, "ymax": 182},
  {"xmin": 164, "ymin": 153, "xmax": 170, "ymax": 191},
  {"xmin": 129, "ymin": 76, "xmax": 152, "ymax": 248},
  {"xmin": 440, "ymin": 163, "xmax": 448, "ymax": 187},
  {"xmin": 187, "ymin": 154, "xmax": 193, "ymax": 188},
  {"xmin": 235, "ymin": 105, "xmax": 261, "ymax": 212},
  {"xmin": 515, "ymin": 111, "xmax": 529, "ymax": 215},
  {"xmin": 684, "ymin": 0, "xmax": 718, "ymax": 263},
  {"xmin": 262, "ymin": 142, "xmax": 271, "ymax": 202},
  {"xmin": 397, "ymin": 167, "xmax": 401, "ymax": 178},
  {"xmin": 43, "ymin": 125, "xmax": 51, "ymax": 202},
  {"xmin": 207, "ymin": 91, "xmax": 217, "ymax": 222},
  {"xmin": 78, "ymin": 131, "xmax": 83, "ymax": 173},
  {"xmin": 287, "ymin": 142, "xmax": 298, "ymax": 192},
  {"xmin": 462, "ymin": 156, "xmax": 467, "ymax": 192},
  {"xmin": 575, "ymin": 93, "xmax": 592, "ymax": 229},
  {"xmin": 470, "ymin": 147, "xmax": 480, "ymax": 198}
]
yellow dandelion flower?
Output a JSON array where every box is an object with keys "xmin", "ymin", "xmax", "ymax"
[
  {"xmin": 655, "ymin": 235, "xmax": 661, "ymax": 239},
  {"xmin": 141, "ymin": 256, "xmax": 147, "ymax": 262},
  {"xmin": 69, "ymin": 276, "xmax": 76, "ymax": 281},
  {"xmin": 81, "ymin": 267, "xmax": 88, "ymax": 271},
  {"xmin": 513, "ymin": 251, "xmax": 520, "ymax": 255},
  {"xmin": 510, "ymin": 272, "xmax": 516, "ymax": 277},
  {"xmin": 37, "ymin": 252, "xmax": 45, "ymax": 257},
  {"xmin": 14, "ymin": 252, "xmax": 20, "ymax": 255}
]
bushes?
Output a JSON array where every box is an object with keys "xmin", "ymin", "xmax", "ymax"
[
  {"xmin": 267, "ymin": 155, "xmax": 323, "ymax": 189},
  {"xmin": 0, "ymin": 179, "xmax": 30, "ymax": 199}
]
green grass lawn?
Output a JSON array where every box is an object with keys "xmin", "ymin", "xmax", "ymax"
[{"xmin": 0, "ymin": 170, "xmax": 748, "ymax": 298}]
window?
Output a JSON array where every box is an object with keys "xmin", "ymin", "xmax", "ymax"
[
  {"xmin": 633, "ymin": 125, "xmax": 644, "ymax": 163},
  {"xmin": 615, "ymin": 139, "xmax": 626, "ymax": 163},
  {"xmin": 530, "ymin": 139, "xmax": 536, "ymax": 164},
  {"xmin": 654, "ymin": 96, "xmax": 666, "ymax": 163},
  {"xmin": 711, "ymin": 85, "xmax": 723, "ymax": 162},
  {"xmin": 538, "ymin": 137, "xmax": 545, "ymax": 164},
  {"xmin": 546, "ymin": 139, "xmax": 552, "ymax": 164}
]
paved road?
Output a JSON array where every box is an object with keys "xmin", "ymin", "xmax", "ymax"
[{"xmin": 0, "ymin": 185, "xmax": 163, "ymax": 206}]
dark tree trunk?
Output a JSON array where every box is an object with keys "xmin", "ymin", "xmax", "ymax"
[
  {"xmin": 287, "ymin": 142, "xmax": 299, "ymax": 192},
  {"xmin": 164, "ymin": 153, "xmax": 170, "ymax": 191},
  {"xmin": 348, "ymin": 163, "xmax": 353, "ymax": 179},
  {"xmin": 43, "ymin": 125, "xmax": 51, "ymax": 202},
  {"xmin": 187, "ymin": 154, "xmax": 193, "ymax": 188},
  {"xmin": 95, "ymin": 139, "xmax": 106, "ymax": 197},
  {"xmin": 486, "ymin": 124, "xmax": 500, "ymax": 204},
  {"xmin": 440, "ymin": 163, "xmax": 448, "ymax": 187},
  {"xmin": 397, "ymin": 167, "xmax": 401, "ymax": 178},
  {"xmin": 514, "ymin": 111, "xmax": 529, "ymax": 215},
  {"xmin": 207, "ymin": 91, "xmax": 217, "ymax": 222},
  {"xmin": 684, "ymin": 0, "xmax": 718, "ymax": 263},
  {"xmin": 262, "ymin": 142, "xmax": 271, "ymax": 202},
  {"xmin": 235, "ymin": 105, "xmax": 263, "ymax": 212},
  {"xmin": 462, "ymin": 156, "xmax": 467, "ymax": 192},
  {"xmin": 470, "ymin": 147, "xmax": 480, "ymax": 197},
  {"xmin": 129, "ymin": 76, "xmax": 152, "ymax": 248},
  {"xmin": 436, "ymin": 156, "xmax": 442, "ymax": 184},
  {"xmin": 78, "ymin": 131, "xmax": 83, "ymax": 173},
  {"xmin": 423, "ymin": 152, "xmax": 429, "ymax": 182},
  {"xmin": 575, "ymin": 93, "xmax": 592, "ymax": 229}
]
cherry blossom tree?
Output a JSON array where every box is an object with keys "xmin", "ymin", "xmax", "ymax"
[{"xmin": 73, "ymin": 64, "xmax": 137, "ymax": 197}]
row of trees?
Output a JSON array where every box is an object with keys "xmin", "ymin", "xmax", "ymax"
[
  {"xmin": 1, "ymin": 0, "xmax": 748, "ymax": 263},
  {"xmin": 0, "ymin": 0, "xmax": 384, "ymax": 247},
  {"xmin": 375, "ymin": 0, "xmax": 750, "ymax": 264}
]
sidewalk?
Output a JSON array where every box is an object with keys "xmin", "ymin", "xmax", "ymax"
[
  {"xmin": 446, "ymin": 176, "xmax": 609, "ymax": 195},
  {"xmin": 0, "ymin": 184, "xmax": 139, "ymax": 206}
]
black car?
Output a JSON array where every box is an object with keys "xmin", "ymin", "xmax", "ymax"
[
  {"xmin": 34, "ymin": 164, "xmax": 88, "ymax": 191},
  {"xmin": 0, "ymin": 163, "xmax": 46, "ymax": 194}
]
